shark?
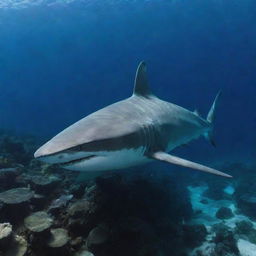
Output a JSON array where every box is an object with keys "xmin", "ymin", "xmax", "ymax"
[{"xmin": 34, "ymin": 62, "xmax": 232, "ymax": 178}]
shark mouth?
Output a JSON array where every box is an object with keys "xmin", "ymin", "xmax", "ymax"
[{"xmin": 60, "ymin": 155, "xmax": 97, "ymax": 167}]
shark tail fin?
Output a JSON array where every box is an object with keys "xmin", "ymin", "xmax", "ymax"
[{"xmin": 204, "ymin": 91, "xmax": 222, "ymax": 147}]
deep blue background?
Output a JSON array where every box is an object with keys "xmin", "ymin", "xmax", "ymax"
[{"xmin": 0, "ymin": 0, "xmax": 255, "ymax": 164}]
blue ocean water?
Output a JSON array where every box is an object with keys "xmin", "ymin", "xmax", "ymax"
[
  {"xmin": 0, "ymin": 2, "xmax": 256, "ymax": 255},
  {"xmin": 0, "ymin": 0, "xmax": 255, "ymax": 163}
]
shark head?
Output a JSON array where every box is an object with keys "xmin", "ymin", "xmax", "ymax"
[
  {"xmin": 34, "ymin": 62, "xmax": 153, "ymax": 171},
  {"xmin": 34, "ymin": 114, "xmax": 150, "ymax": 172}
]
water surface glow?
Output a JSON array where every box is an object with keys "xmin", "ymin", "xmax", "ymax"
[{"xmin": 0, "ymin": 0, "xmax": 166, "ymax": 9}]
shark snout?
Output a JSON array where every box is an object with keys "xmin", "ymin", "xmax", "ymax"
[
  {"xmin": 34, "ymin": 140, "xmax": 60, "ymax": 159},
  {"xmin": 34, "ymin": 147, "xmax": 62, "ymax": 164},
  {"xmin": 34, "ymin": 139, "xmax": 72, "ymax": 164},
  {"xmin": 34, "ymin": 142, "xmax": 70, "ymax": 164},
  {"xmin": 34, "ymin": 148, "xmax": 46, "ymax": 159},
  {"xmin": 34, "ymin": 141, "xmax": 96, "ymax": 166},
  {"xmin": 34, "ymin": 146, "xmax": 51, "ymax": 159}
]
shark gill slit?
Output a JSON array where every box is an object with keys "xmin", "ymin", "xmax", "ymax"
[{"xmin": 142, "ymin": 123, "xmax": 159, "ymax": 155}]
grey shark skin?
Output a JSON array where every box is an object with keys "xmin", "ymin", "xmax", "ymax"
[{"xmin": 34, "ymin": 62, "xmax": 232, "ymax": 178}]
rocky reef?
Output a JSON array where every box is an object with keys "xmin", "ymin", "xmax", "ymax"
[{"xmin": 0, "ymin": 131, "xmax": 256, "ymax": 256}]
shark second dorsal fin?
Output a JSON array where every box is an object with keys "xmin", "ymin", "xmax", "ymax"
[
  {"xmin": 133, "ymin": 61, "xmax": 152, "ymax": 97},
  {"xmin": 193, "ymin": 109, "xmax": 200, "ymax": 117},
  {"xmin": 151, "ymin": 151, "xmax": 232, "ymax": 178}
]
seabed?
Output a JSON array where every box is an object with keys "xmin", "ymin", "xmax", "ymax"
[{"xmin": 0, "ymin": 131, "xmax": 255, "ymax": 256}]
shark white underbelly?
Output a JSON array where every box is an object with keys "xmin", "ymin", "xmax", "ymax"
[{"xmin": 62, "ymin": 147, "xmax": 150, "ymax": 172}]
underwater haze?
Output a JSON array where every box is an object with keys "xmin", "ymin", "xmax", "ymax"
[
  {"xmin": 0, "ymin": 1, "xmax": 256, "ymax": 256},
  {"xmin": 0, "ymin": 0, "xmax": 255, "ymax": 162}
]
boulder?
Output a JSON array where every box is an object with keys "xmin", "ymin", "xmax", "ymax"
[{"xmin": 216, "ymin": 207, "xmax": 234, "ymax": 219}]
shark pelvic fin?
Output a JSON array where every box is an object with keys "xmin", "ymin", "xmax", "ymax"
[
  {"xmin": 133, "ymin": 61, "xmax": 152, "ymax": 97},
  {"xmin": 151, "ymin": 151, "xmax": 232, "ymax": 178},
  {"xmin": 204, "ymin": 130, "xmax": 216, "ymax": 147}
]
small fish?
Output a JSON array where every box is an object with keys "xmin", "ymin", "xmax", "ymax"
[
  {"xmin": 49, "ymin": 194, "xmax": 73, "ymax": 209},
  {"xmin": 34, "ymin": 62, "xmax": 231, "ymax": 178}
]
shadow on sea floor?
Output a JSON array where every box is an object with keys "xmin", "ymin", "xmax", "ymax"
[{"xmin": 0, "ymin": 130, "xmax": 255, "ymax": 256}]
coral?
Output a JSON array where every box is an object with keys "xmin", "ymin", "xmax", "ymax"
[
  {"xmin": 0, "ymin": 168, "xmax": 21, "ymax": 191},
  {"xmin": 74, "ymin": 251, "xmax": 94, "ymax": 256},
  {"xmin": 86, "ymin": 224, "xmax": 109, "ymax": 249},
  {"xmin": 0, "ymin": 223, "xmax": 12, "ymax": 250},
  {"xmin": 1, "ymin": 137, "xmax": 31, "ymax": 165},
  {"xmin": 24, "ymin": 211, "xmax": 53, "ymax": 233},
  {"xmin": 28, "ymin": 175, "xmax": 61, "ymax": 194},
  {"xmin": 0, "ymin": 187, "xmax": 35, "ymax": 223},
  {"xmin": 6, "ymin": 235, "xmax": 27, "ymax": 256},
  {"xmin": 47, "ymin": 228, "xmax": 70, "ymax": 248},
  {"xmin": 48, "ymin": 194, "xmax": 73, "ymax": 213},
  {"xmin": 0, "ymin": 188, "xmax": 34, "ymax": 204},
  {"xmin": 1, "ymin": 132, "xmax": 254, "ymax": 256},
  {"xmin": 67, "ymin": 199, "xmax": 90, "ymax": 218},
  {"xmin": 212, "ymin": 225, "xmax": 239, "ymax": 256}
]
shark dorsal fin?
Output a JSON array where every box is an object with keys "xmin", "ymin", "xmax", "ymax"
[{"xmin": 133, "ymin": 61, "xmax": 152, "ymax": 97}]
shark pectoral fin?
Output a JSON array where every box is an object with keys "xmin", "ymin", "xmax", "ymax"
[{"xmin": 151, "ymin": 151, "xmax": 232, "ymax": 178}]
